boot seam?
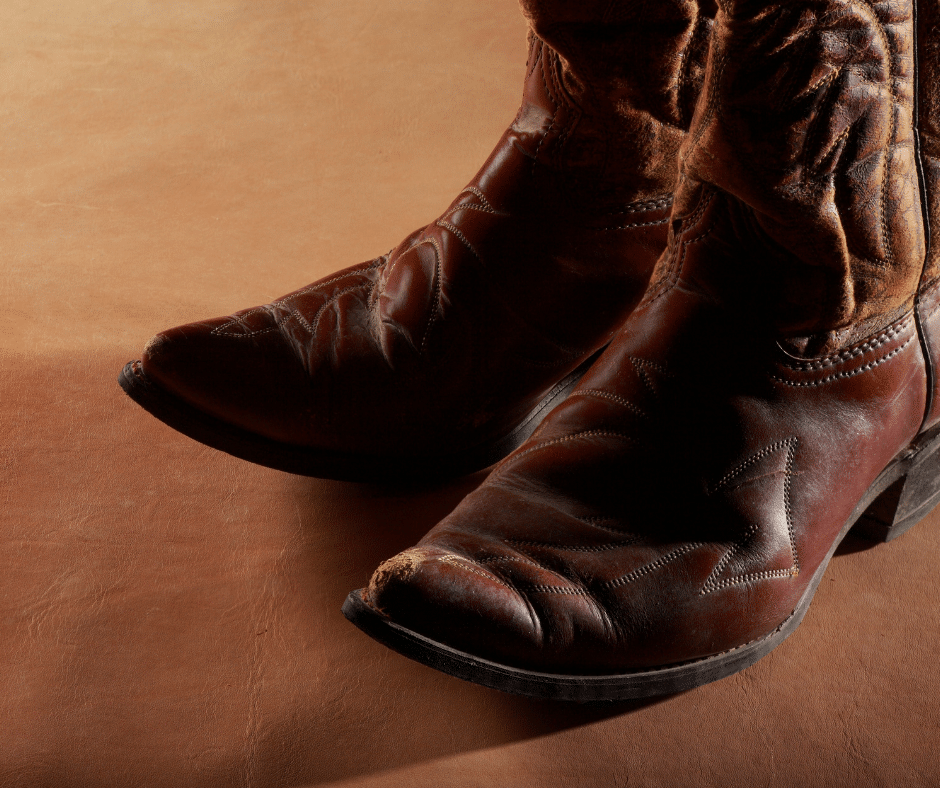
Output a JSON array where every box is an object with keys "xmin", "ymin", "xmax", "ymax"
[
  {"xmin": 531, "ymin": 44, "xmax": 557, "ymax": 176},
  {"xmin": 777, "ymin": 315, "xmax": 914, "ymax": 369},
  {"xmin": 856, "ymin": 0, "xmax": 898, "ymax": 269},
  {"xmin": 770, "ymin": 335, "xmax": 915, "ymax": 386}
]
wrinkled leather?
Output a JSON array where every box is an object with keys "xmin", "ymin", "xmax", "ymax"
[
  {"xmin": 138, "ymin": 1, "xmax": 715, "ymax": 460},
  {"xmin": 518, "ymin": 0, "xmax": 717, "ymax": 202},
  {"xmin": 8, "ymin": 0, "xmax": 940, "ymax": 781},
  {"xmin": 364, "ymin": 0, "xmax": 936, "ymax": 676},
  {"xmin": 916, "ymin": 0, "xmax": 940, "ymax": 425},
  {"xmin": 675, "ymin": 0, "xmax": 925, "ymax": 343},
  {"xmin": 918, "ymin": 0, "xmax": 940, "ymax": 286}
]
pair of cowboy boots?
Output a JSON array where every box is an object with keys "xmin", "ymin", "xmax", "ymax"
[{"xmin": 121, "ymin": 0, "xmax": 940, "ymax": 702}]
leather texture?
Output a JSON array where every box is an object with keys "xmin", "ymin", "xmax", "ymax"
[
  {"xmin": 132, "ymin": 1, "xmax": 714, "ymax": 466},
  {"xmin": 918, "ymin": 0, "xmax": 940, "ymax": 286},
  {"xmin": 5, "ymin": 0, "xmax": 940, "ymax": 784},
  {"xmin": 364, "ymin": 0, "xmax": 940, "ymax": 683}
]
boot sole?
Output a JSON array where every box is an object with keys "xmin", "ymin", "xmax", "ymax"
[
  {"xmin": 342, "ymin": 424, "xmax": 940, "ymax": 701},
  {"xmin": 117, "ymin": 350, "xmax": 603, "ymax": 483}
]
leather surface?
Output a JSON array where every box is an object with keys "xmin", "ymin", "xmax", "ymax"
[
  {"xmin": 677, "ymin": 0, "xmax": 926, "ymax": 342},
  {"xmin": 2, "ymin": 1, "xmax": 938, "ymax": 786},
  {"xmin": 134, "ymin": 0, "xmax": 714, "ymax": 462},
  {"xmin": 918, "ymin": 0, "xmax": 940, "ymax": 285},
  {"xmin": 367, "ymin": 186, "xmax": 929, "ymax": 672}
]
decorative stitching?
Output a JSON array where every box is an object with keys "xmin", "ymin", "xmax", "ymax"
[
  {"xmin": 479, "ymin": 551, "xmax": 596, "ymax": 600},
  {"xmin": 546, "ymin": 45, "xmax": 578, "ymax": 165},
  {"xmin": 608, "ymin": 196, "xmax": 673, "ymax": 216},
  {"xmin": 771, "ymin": 335, "xmax": 914, "ymax": 386},
  {"xmin": 491, "ymin": 428, "xmax": 634, "ymax": 478},
  {"xmin": 459, "ymin": 185, "xmax": 497, "ymax": 211},
  {"xmin": 293, "ymin": 284, "xmax": 368, "ymax": 337},
  {"xmin": 708, "ymin": 438, "xmax": 794, "ymax": 495},
  {"xmin": 440, "ymin": 203, "xmax": 501, "ymax": 221},
  {"xmin": 628, "ymin": 356, "xmax": 671, "ymax": 396},
  {"xmin": 855, "ymin": 0, "xmax": 897, "ymax": 266},
  {"xmin": 577, "ymin": 516, "xmax": 639, "ymax": 537},
  {"xmin": 798, "ymin": 66, "xmax": 841, "ymax": 109},
  {"xmin": 478, "ymin": 554, "xmax": 544, "ymax": 570},
  {"xmin": 705, "ymin": 568, "xmax": 799, "ymax": 593},
  {"xmin": 784, "ymin": 441, "xmax": 800, "ymax": 572},
  {"xmin": 531, "ymin": 45, "xmax": 557, "ymax": 176},
  {"xmin": 816, "ymin": 122, "xmax": 852, "ymax": 173},
  {"xmin": 701, "ymin": 438, "xmax": 801, "ymax": 594},
  {"xmin": 777, "ymin": 315, "xmax": 912, "ymax": 369},
  {"xmin": 681, "ymin": 54, "xmax": 727, "ymax": 172},
  {"xmin": 523, "ymin": 584, "xmax": 592, "ymax": 596},
  {"xmin": 570, "ymin": 389, "xmax": 647, "ymax": 417},
  {"xmin": 436, "ymin": 219, "xmax": 482, "ymax": 262},
  {"xmin": 210, "ymin": 308, "xmax": 280, "ymax": 338},
  {"xmin": 644, "ymin": 189, "xmax": 717, "ymax": 308},
  {"xmin": 436, "ymin": 554, "xmax": 513, "ymax": 590},
  {"xmin": 439, "ymin": 184, "xmax": 507, "ymax": 220},
  {"xmin": 275, "ymin": 258, "xmax": 383, "ymax": 303},
  {"xmin": 506, "ymin": 536, "xmax": 641, "ymax": 554},
  {"xmin": 599, "ymin": 217, "xmax": 671, "ymax": 232},
  {"xmin": 603, "ymin": 542, "xmax": 705, "ymax": 589},
  {"xmin": 416, "ymin": 239, "xmax": 444, "ymax": 355}
]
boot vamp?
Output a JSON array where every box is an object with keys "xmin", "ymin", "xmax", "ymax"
[
  {"xmin": 140, "ymin": 133, "xmax": 668, "ymax": 455},
  {"xmin": 365, "ymin": 225, "xmax": 926, "ymax": 674}
]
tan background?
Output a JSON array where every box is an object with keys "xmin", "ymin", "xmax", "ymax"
[{"xmin": 1, "ymin": 1, "xmax": 938, "ymax": 786}]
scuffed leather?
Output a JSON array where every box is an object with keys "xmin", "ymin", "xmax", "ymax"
[
  {"xmin": 365, "ymin": 0, "xmax": 934, "ymax": 675},
  {"xmin": 366, "ymin": 188, "xmax": 927, "ymax": 672},
  {"xmin": 9, "ymin": 0, "xmax": 940, "ymax": 782},
  {"xmin": 140, "ymin": 5, "xmax": 715, "ymax": 460}
]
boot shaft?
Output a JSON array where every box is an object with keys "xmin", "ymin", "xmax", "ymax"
[
  {"xmin": 670, "ymin": 0, "xmax": 926, "ymax": 344},
  {"xmin": 513, "ymin": 0, "xmax": 716, "ymax": 206},
  {"xmin": 917, "ymin": 0, "xmax": 940, "ymax": 285}
]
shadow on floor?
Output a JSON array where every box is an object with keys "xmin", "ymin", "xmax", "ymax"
[{"xmin": 267, "ymin": 471, "xmax": 677, "ymax": 785}]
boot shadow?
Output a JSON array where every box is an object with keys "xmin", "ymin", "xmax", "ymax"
[{"xmin": 267, "ymin": 471, "xmax": 675, "ymax": 786}]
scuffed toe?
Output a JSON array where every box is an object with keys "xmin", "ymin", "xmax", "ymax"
[{"xmin": 364, "ymin": 546, "xmax": 545, "ymax": 666}]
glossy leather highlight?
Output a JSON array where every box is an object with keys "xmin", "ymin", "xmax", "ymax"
[
  {"xmin": 122, "ymin": 2, "xmax": 714, "ymax": 479},
  {"xmin": 354, "ymin": 0, "xmax": 939, "ymax": 698}
]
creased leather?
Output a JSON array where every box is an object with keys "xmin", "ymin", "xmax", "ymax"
[
  {"xmin": 918, "ymin": 0, "xmax": 940, "ymax": 285},
  {"xmin": 137, "ymin": 3, "xmax": 714, "ymax": 461},
  {"xmin": 364, "ymin": 0, "xmax": 934, "ymax": 678},
  {"xmin": 518, "ymin": 0, "xmax": 716, "ymax": 205},
  {"xmin": 674, "ymin": 0, "xmax": 925, "ymax": 342}
]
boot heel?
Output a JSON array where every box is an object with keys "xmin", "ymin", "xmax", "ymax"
[{"xmin": 854, "ymin": 428, "xmax": 940, "ymax": 542}]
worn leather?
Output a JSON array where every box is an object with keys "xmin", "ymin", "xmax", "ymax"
[
  {"xmin": 136, "ymin": 1, "xmax": 714, "ymax": 462},
  {"xmin": 365, "ymin": 0, "xmax": 937, "ymax": 678},
  {"xmin": 6, "ymin": 0, "xmax": 940, "ymax": 784},
  {"xmin": 916, "ymin": 0, "xmax": 940, "ymax": 425},
  {"xmin": 675, "ymin": 0, "xmax": 926, "ymax": 344},
  {"xmin": 518, "ymin": 0, "xmax": 716, "ymax": 201},
  {"xmin": 918, "ymin": 0, "xmax": 940, "ymax": 286}
]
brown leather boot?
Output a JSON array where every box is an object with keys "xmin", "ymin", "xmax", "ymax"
[
  {"xmin": 118, "ymin": 1, "xmax": 714, "ymax": 483},
  {"xmin": 346, "ymin": 0, "xmax": 940, "ymax": 700}
]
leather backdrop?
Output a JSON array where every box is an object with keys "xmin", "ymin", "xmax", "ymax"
[{"xmin": 1, "ymin": 1, "xmax": 937, "ymax": 786}]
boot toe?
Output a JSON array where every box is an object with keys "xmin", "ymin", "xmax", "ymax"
[
  {"xmin": 139, "ymin": 309, "xmax": 315, "ymax": 445},
  {"xmin": 364, "ymin": 546, "xmax": 547, "ymax": 666}
]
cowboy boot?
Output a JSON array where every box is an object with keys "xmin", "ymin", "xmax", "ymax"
[
  {"xmin": 118, "ymin": 1, "xmax": 714, "ymax": 483},
  {"xmin": 347, "ymin": 0, "xmax": 940, "ymax": 700}
]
